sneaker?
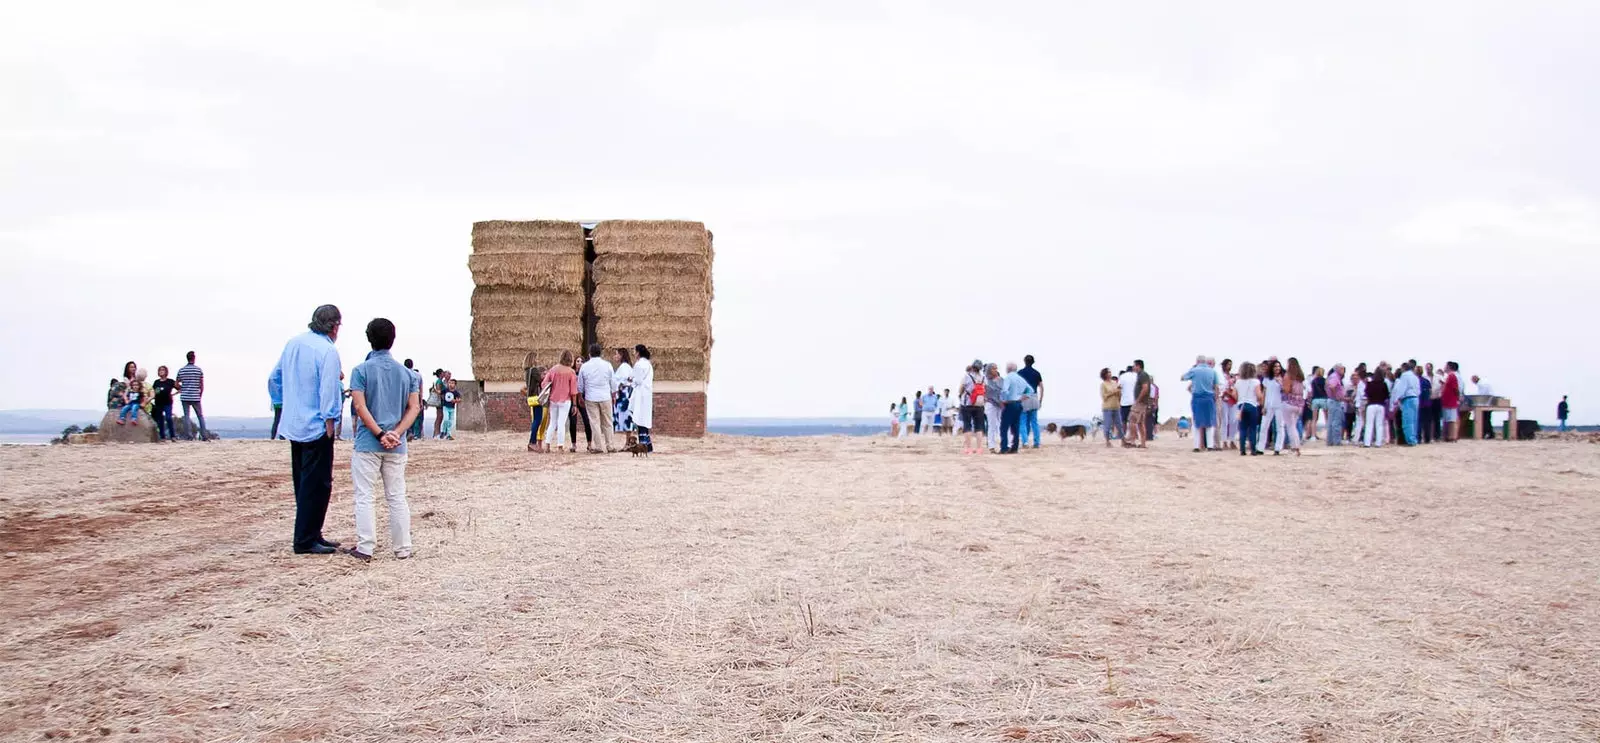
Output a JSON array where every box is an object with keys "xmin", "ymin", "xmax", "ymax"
[
  {"xmin": 395, "ymin": 549, "xmax": 412, "ymax": 560},
  {"xmin": 343, "ymin": 548, "xmax": 372, "ymax": 563}
]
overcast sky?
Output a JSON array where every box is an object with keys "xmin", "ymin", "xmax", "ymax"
[{"xmin": 3, "ymin": 1, "xmax": 1596, "ymax": 422}]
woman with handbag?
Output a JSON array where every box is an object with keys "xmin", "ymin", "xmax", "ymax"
[{"xmin": 523, "ymin": 352, "xmax": 546, "ymax": 453}]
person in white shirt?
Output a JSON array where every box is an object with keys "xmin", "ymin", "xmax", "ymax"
[
  {"xmin": 1471, "ymin": 375, "xmax": 1498, "ymax": 438},
  {"xmin": 611, "ymin": 347, "xmax": 635, "ymax": 433},
  {"xmin": 1117, "ymin": 366, "xmax": 1138, "ymax": 440},
  {"xmin": 576, "ymin": 343, "xmax": 617, "ymax": 453}
]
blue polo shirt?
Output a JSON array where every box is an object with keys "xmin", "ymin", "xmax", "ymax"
[
  {"xmin": 267, "ymin": 331, "xmax": 342, "ymax": 443},
  {"xmin": 349, "ymin": 350, "xmax": 420, "ymax": 454}
]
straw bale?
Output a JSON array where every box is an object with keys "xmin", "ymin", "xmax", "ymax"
[
  {"xmin": 638, "ymin": 346, "xmax": 711, "ymax": 382},
  {"xmin": 472, "ymin": 348, "xmax": 583, "ymax": 383},
  {"xmin": 591, "ymin": 220, "xmax": 711, "ymax": 256},
  {"xmin": 591, "ymin": 253, "xmax": 711, "ymax": 286},
  {"xmin": 591, "ymin": 285, "xmax": 711, "ymax": 319},
  {"xmin": 595, "ymin": 317, "xmax": 712, "ymax": 351},
  {"xmin": 470, "ymin": 321, "xmax": 583, "ymax": 353},
  {"xmin": 470, "ymin": 286, "xmax": 585, "ymax": 319},
  {"xmin": 468, "ymin": 253, "xmax": 587, "ymax": 292},
  {"xmin": 470, "ymin": 220, "xmax": 585, "ymax": 255}
]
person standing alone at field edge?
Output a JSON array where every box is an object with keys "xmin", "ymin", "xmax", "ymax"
[
  {"xmin": 1558, "ymin": 396, "xmax": 1570, "ymax": 432},
  {"xmin": 1017, "ymin": 355, "xmax": 1044, "ymax": 448},
  {"xmin": 176, "ymin": 351, "xmax": 210, "ymax": 441},
  {"xmin": 267, "ymin": 305, "xmax": 345, "ymax": 555},
  {"xmin": 578, "ymin": 344, "xmax": 617, "ymax": 453},
  {"xmin": 345, "ymin": 318, "xmax": 421, "ymax": 562}
]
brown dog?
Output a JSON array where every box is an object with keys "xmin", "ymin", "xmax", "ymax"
[
  {"xmin": 624, "ymin": 432, "xmax": 650, "ymax": 458},
  {"xmin": 1057, "ymin": 424, "xmax": 1087, "ymax": 440}
]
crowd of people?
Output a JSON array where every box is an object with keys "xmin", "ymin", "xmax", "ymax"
[
  {"xmin": 104, "ymin": 353, "xmax": 211, "ymax": 442},
  {"xmin": 893, "ymin": 356, "xmax": 1046, "ymax": 455},
  {"xmin": 1102, "ymin": 356, "xmax": 1497, "ymax": 455},
  {"xmin": 520, "ymin": 343, "xmax": 655, "ymax": 455},
  {"xmin": 892, "ymin": 355, "xmax": 1545, "ymax": 456}
]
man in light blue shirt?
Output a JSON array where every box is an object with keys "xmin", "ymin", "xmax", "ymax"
[
  {"xmin": 267, "ymin": 305, "xmax": 345, "ymax": 555},
  {"xmin": 347, "ymin": 318, "xmax": 421, "ymax": 561},
  {"xmin": 1393, "ymin": 362, "xmax": 1422, "ymax": 446},
  {"xmin": 1000, "ymin": 362, "xmax": 1032, "ymax": 454},
  {"xmin": 1181, "ymin": 355, "xmax": 1220, "ymax": 451}
]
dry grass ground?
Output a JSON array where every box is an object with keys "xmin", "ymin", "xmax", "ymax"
[{"xmin": 1, "ymin": 433, "xmax": 1597, "ymax": 742}]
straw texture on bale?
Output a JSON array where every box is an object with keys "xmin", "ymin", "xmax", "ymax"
[
  {"xmin": 467, "ymin": 253, "xmax": 587, "ymax": 293},
  {"xmin": 595, "ymin": 318, "xmax": 711, "ymax": 351},
  {"xmin": 590, "ymin": 285, "xmax": 711, "ymax": 318},
  {"xmin": 470, "ymin": 322, "xmax": 583, "ymax": 353},
  {"xmin": 633, "ymin": 347, "xmax": 711, "ymax": 382},
  {"xmin": 470, "ymin": 220, "xmax": 585, "ymax": 255},
  {"xmin": 470, "ymin": 286, "xmax": 586, "ymax": 319},
  {"xmin": 591, "ymin": 254, "xmax": 711, "ymax": 286},
  {"xmin": 591, "ymin": 220, "xmax": 711, "ymax": 256}
]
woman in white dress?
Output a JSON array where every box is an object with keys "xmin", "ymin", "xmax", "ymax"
[
  {"xmin": 631, "ymin": 344, "xmax": 655, "ymax": 452},
  {"xmin": 611, "ymin": 347, "xmax": 634, "ymax": 433}
]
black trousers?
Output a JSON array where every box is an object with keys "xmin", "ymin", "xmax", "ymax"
[
  {"xmin": 290, "ymin": 435, "xmax": 335, "ymax": 551},
  {"xmin": 270, "ymin": 406, "xmax": 283, "ymax": 440},
  {"xmin": 913, "ymin": 413, "xmax": 922, "ymax": 434},
  {"xmin": 1430, "ymin": 399, "xmax": 1444, "ymax": 440},
  {"xmin": 1419, "ymin": 402, "xmax": 1435, "ymax": 443}
]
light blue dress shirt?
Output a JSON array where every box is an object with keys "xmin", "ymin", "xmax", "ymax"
[
  {"xmin": 1003, "ymin": 372, "xmax": 1031, "ymax": 402},
  {"xmin": 267, "ymin": 331, "xmax": 343, "ymax": 443}
]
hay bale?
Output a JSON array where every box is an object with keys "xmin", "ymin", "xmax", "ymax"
[
  {"xmin": 591, "ymin": 286, "xmax": 711, "ymax": 319},
  {"xmin": 595, "ymin": 317, "xmax": 711, "ymax": 351},
  {"xmin": 591, "ymin": 254, "xmax": 711, "ymax": 285},
  {"xmin": 634, "ymin": 347, "xmax": 711, "ymax": 382},
  {"xmin": 591, "ymin": 220, "xmax": 711, "ymax": 256},
  {"xmin": 469, "ymin": 322, "xmax": 583, "ymax": 353},
  {"xmin": 471, "ymin": 348, "xmax": 581, "ymax": 384},
  {"xmin": 471, "ymin": 220, "xmax": 585, "ymax": 255},
  {"xmin": 470, "ymin": 286, "xmax": 585, "ymax": 318},
  {"xmin": 467, "ymin": 254, "xmax": 587, "ymax": 293}
]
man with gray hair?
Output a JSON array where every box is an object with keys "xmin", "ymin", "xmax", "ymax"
[
  {"xmin": 268, "ymin": 304, "xmax": 346, "ymax": 555},
  {"xmin": 1000, "ymin": 361, "xmax": 1030, "ymax": 454},
  {"xmin": 1181, "ymin": 354, "xmax": 1219, "ymax": 451}
]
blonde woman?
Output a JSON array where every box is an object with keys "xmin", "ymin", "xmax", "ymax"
[{"xmin": 540, "ymin": 350, "xmax": 579, "ymax": 452}]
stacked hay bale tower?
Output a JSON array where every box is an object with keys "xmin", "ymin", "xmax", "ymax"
[
  {"xmin": 591, "ymin": 220, "xmax": 713, "ymax": 437},
  {"xmin": 468, "ymin": 219, "xmax": 712, "ymax": 437},
  {"xmin": 468, "ymin": 221, "xmax": 587, "ymax": 429}
]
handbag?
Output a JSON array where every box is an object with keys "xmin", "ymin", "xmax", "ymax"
[{"xmin": 538, "ymin": 380, "xmax": 553, "ymax": 407}]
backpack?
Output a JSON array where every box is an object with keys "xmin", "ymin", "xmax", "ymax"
[{"xmin": 968, "ymin": 379, "xmax": 985, "ymax": 406}]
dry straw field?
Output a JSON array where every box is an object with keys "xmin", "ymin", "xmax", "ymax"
[{"xmin": 1, "ymin": 435, "xmax": 1597, "ymax": 741}]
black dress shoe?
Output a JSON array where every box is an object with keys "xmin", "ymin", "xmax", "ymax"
[
  {"xmin": 319, "ymin": 538, "xmax": 342, "ymax": 548},
  {"xmin": 294, "ymin": 543, "xmax": 337, "ymax": 555}
]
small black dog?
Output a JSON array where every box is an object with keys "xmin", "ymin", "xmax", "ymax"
[{"xmin": 1057, "ymin": 424, "xmax": 1087, "ymax": 440}]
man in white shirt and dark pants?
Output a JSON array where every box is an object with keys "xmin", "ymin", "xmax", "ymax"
[{"xmin": 577, "ymin": 343, "xmax": 617, "ymax": 453}]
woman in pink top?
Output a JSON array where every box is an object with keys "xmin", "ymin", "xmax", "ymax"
[{"xmin": 540, "ymin": 350, "xmax": 580, "ymax": 452}]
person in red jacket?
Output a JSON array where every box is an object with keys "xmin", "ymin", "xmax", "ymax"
[{"xmin": 1440, "ymin": 361, "xmax": 1463, "ymax": 442}]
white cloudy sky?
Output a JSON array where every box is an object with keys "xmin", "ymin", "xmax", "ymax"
[{"xmin": 3, "ymin": 0, "xmax": 1596, "ymax": 422}]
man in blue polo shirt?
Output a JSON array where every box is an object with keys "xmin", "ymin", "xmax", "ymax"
[{"xmin": 347, "ymin": 318, "xmax": 421, "ymax": 561}]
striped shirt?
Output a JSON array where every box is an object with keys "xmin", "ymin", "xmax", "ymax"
[{"xmin": 177, "ymin": 364, "xmax": 204, "ymax": 401}]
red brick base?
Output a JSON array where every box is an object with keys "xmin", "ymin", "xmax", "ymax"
[
  {"xmin": 476, "ymin": 390, "xmax": 706, "ymax": 438},
  {"xmin": 654, "ymin": 392, "xmax": 707, "ymax": 438}
]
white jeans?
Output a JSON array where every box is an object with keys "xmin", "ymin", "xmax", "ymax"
[
  {"xmin": 1220, "ymin": 402, "xmax": 1238, "ymax": 442},
  {"xmin": 985, "ymin": 402, "xmax": 1001, "ymax": 450},
  {"xmin": 1364, "ymin": 404, "xmax": 1386, "ymax": 447},
  {"xmin": 1274, "ymin": 404, "xmax": 1301, "ymax": 451},
  {"xmin": 544, "ymin": 401, "xmax": 571, "ymax": 448},
  {"xmin": 352, "ymin": 451, "xmax": 411, "ymax": 557}
]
